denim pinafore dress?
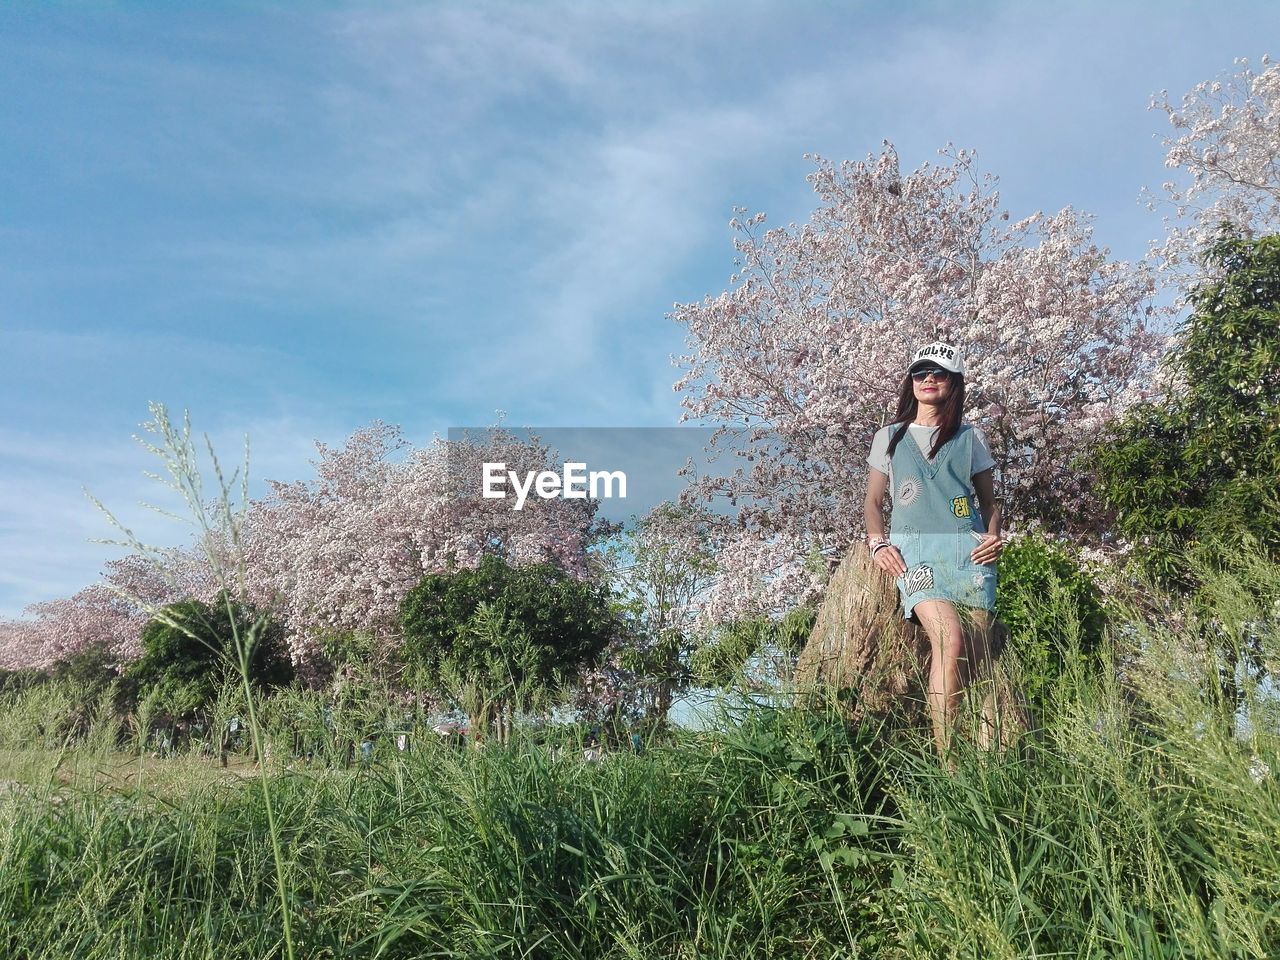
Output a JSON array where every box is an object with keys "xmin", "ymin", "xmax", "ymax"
[{"xmin": 887, "ymin": 423, "xmax": 997, "ymax": 620}]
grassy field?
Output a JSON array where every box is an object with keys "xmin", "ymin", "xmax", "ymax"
[{"xmin": 1, "ymin": 565, "xmax": 1278, "ymax": 959}]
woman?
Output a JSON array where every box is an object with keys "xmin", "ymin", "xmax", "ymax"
[{"xmin": 863, "ymin": 342, "xmax": 1005, "ymax": 760}]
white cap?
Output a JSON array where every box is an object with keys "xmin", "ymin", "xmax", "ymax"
[{"xmin": 907, "ymin": 341, "xmax": 964, "ymax": 376}]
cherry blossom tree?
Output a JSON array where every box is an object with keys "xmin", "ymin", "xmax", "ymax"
[
  {"xmin": 671, "ymin": 142, "xmax": 1166, "ymax": 626},
  {"xmin": 1145, "ymin": 54, "xmax": 1280, "ymax": 279},
  {"xmin": 241, "ymin": 421, "xmax": 619, "ymax": 670},
  {"xmin": 0, "ymin": 552, "xmax": 199, "ymax": 672},
  {"xmin": 0, "ymin": 619, "xmax": 30, "ymax": 674},
  {"xmin": 4, "ymin": 419, "xmax": 618, "ymax": 680}
]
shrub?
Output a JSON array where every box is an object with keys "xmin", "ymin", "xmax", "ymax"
[
  {"xmin": 1094, "ymin": 231, "xmax": 1280, "ymax": 592},
  {"xmin": 691, "ymin": 605, "xmax": 817, "ymax": 689},
  {"xmin": 127, "ymin": 592, "xmax": 294, "ymax": 725},
  {"xmin": 399, "ymin": 553, "xmax": 618, "ymax": 724},
  {"xmin": 1094, "ymin": 231, "xmax": 1280, "ymax": 725},
  {"xmin": 996, "ymin": 530, "xmax": 1106, "ymax": 704}
]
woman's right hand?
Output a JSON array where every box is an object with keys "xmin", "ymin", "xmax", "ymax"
[{"xmin": 873, "ymin": 545, "xmax": 908, "ymax": 577}]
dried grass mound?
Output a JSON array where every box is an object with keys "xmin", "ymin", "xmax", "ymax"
[
  {"xmin": 795, "ymin": 548, "xmax": 931, "ymax": 724},
  {"xmin": 796, "ymin": 549, "xmax": 1032, "ymax": 747}
]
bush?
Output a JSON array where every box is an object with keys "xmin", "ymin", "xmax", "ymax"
[
  {"xmin": 399, "ymin": 553, "xmax": 618, "ymax": 717},
  {"xmin": 0, "ymin": 643, "xmax": 127, "ymax": 711},
  {"xmin": 126, "ymin": 592, "xmax": 294, "ymax": 725},
  {"xmin": 691, "ymin": 605, "xmax": 817, "ymax": 688},
  {"xmin": 996, "ymin": 530, "xmax": 1106, "ymax": 704},
  {"xmin": 1094, "ymin": 231, "xmax": 1280, "ymax": 592}
]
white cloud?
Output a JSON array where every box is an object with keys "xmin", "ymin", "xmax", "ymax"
[{"xmin": 4, "ymin": 0, "xmax": 1278, "ymax": 618}]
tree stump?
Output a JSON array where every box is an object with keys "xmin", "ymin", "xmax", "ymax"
[{"xmin": 795, "ymin": 549, "xmax": 1032, "ymax": 750}]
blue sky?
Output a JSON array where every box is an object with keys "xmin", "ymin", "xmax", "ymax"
[{"xmin": 1, "ymin": 0, "xmax": 1276, "ymax": 618}]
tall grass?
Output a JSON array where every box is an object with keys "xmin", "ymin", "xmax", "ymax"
[
  {"xmin": 87, "ymin": 402, "xmax": 299, "ymax": 957},
  {"xmin": 871, "ymin": 552, "xmax": 1280, "ymax": 959},
  {"xmin": 1, "ymin": 548, "xmax": 1277, "ymax": 957},
  {"xmin": 0, "ymin": 704, "xmax": 889, "ymax": 958}
]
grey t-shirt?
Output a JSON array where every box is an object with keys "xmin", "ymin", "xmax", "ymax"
[{"xmin": 867, "ymin": 423, "xmax": 996, "ymax": 486}]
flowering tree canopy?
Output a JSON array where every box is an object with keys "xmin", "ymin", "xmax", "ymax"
[
  {"xmin": 1146, "ymin": 54, "xmax": 1280, "ymax": 278},
  {"xmin": 4, "ymin": 420, "xmax": 616, "ymax": 678},
  {"xmin": 0, "ymin": 552, "xmax": 202, "ymax": 673},
  {"xmin": 671, "ymin": 142, "xmax": 1165, "ymax": 624},
  {"xmin": 241, "ymin": 421, "xmax": 618, "ymax": 669}
]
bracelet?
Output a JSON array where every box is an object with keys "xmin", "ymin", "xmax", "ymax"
[{"xmin": 867, "ymin": 537, "xmax": 891, "ymax": 555}]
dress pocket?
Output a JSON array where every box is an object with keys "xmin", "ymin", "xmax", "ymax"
[
  {"xmin": 967, "ymin": 529, "xmax": 997, "ymax": 568},
  {"xmin": 889, "ymin": 529, "xmax": 919, "ymax": 566},
  {"xmin": 957, "ymin": 531, "xmax": 997, "ymax": 607}
]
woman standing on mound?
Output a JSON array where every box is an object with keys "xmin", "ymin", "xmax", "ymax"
[{"xmin": 864, "ymin": 342, "xmax": 1005, "ymax": 759}]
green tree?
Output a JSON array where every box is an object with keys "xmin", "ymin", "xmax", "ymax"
[
  {"xmin": 127, "ymin": 592, "xmax": 294, "ymax": 726},
  {"xmin": 1096, "ymin": 232, "xmax": 1280, "ymax": 586},
  {"xmin": 600, "ymin": 502, "xmax": 723, "ymax": 727},
  {"xmin": 1095, "ymin": 230, "xmax": 1280, "ymax": 721},
  {"xmin": 399, "ymin": 553, "xmax": 618, "ymax": 740}
]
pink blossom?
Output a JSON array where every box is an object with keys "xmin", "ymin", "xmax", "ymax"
[
  {"xmin": 1144, "ymin": 55, "xmax": 1280, "ymax": 282},
  {"xmin": 240, "ymin": 422, "xmax": 615, "ymax": 668},
  {"xmin": 671, "ymin": 142, "xmax": 1166, "ymax": 626}
]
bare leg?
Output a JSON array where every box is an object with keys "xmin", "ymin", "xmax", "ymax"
[
  {"xmin": 913, "ymin": 599, "xmax": 967, "ymax": 763},
  {"xmin": 962, "ymin": 608, "xmax": 1000, "ymax": 751}
]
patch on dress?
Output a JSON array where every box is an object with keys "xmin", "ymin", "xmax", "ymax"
[
  {"xmin": 971, "ymin": 571, "xmax": 989, "ymax": 589},
  {"xmin": 897, "ymin": 477, "xmax": 920, "ymax": 506},
  {"xmin": 902, "ymin": 564, "xmax": 935, "ymax": 596}
]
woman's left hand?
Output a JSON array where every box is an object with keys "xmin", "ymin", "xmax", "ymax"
[{"xmin": 970, "ymin": 534, "xmax": 1004, "ymax": 565}]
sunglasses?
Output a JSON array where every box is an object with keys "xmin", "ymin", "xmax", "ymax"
[{"xmin": 911, "ymin": 366, "xmax": 951, "ymax": 381}]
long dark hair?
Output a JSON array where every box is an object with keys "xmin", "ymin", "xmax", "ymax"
[{"xmin": 884, "ymin": 371, "xmax": 966, "ymax": 461}]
